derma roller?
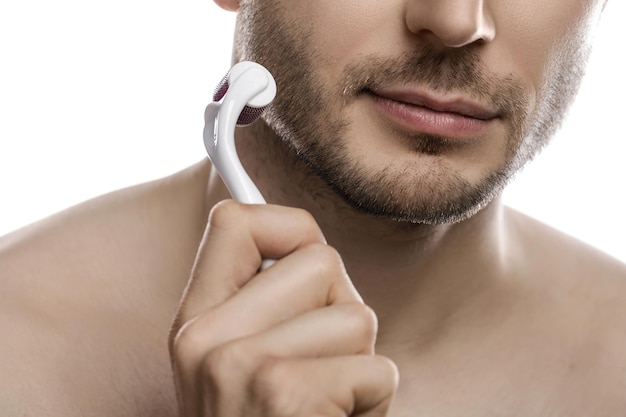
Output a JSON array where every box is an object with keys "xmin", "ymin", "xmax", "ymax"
[{"xmin": 203, "ymin": 61, "xmax": 277, "ymax": 204}]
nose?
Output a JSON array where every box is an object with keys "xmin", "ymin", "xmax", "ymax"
[{"xmin": 405, "ymin": 0, "xmax": 496, "ymax": 48}]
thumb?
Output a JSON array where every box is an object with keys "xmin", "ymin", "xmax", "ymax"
[{"xmin": 171, "ymin": 200, "xmax": 326, "ymax": 334}]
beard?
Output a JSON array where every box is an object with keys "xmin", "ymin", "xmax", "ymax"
[{"xmin": 235, "ymin": 1, "xmax": 591, "ymax": 225}]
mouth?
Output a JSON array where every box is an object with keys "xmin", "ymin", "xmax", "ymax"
[{"xmin": 363, "ymin": 87, "xmax": 501, "ymax": 140}]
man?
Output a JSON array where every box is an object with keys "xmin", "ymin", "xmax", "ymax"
[{"xmin": 1, "ymin": 0, "xmax": 625, "ymax": 415}]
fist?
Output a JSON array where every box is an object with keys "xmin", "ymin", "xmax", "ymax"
[{"xmin": 169, "ymin": 200, "xmax": 398, "ymax": 416}]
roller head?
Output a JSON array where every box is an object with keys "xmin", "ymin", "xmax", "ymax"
[
  {"xmin": 213, "ymin": 73, "xmax": 229, "ymax": 101},
  {"xmin": 213, "ymin": 61, "xmax": 276, "ymax": 126},
  {"xmin": 203, "ymin": 61, "xmax": 277, "ymax": 205}
]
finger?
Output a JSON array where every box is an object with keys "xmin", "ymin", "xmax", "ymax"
[
  {"xmin": 181, "ymin": 303, "xmax": 378, "ymax": 416},
  {"xmin": 176, "ymin": 306, "xmax": 388, "ymax": 417},
  {"xmin": 201, "ymin": 301, "xmax": 378, "ymax": 379},
  {"xmin": 176, "ymin": 200, "xmax": 326, "ymax": 326},
  {"xmin": 174, "ymin": 241, "xmax": 363, "ymax": 357},
  {"xmin": 170, "ymin": 241, "xmax": 363, "ymax": 381},
  {"xmin": 247, "ymin": 355, "xmax": 399, "ymax": 417},
  {"xmin": 248, "ymin": 302, "xmax": 379, "ymax": 357}
]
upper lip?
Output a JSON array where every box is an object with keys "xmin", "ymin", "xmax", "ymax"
[{"xmin": 367, "ymin": 87, "xmax": 500, "ymax": 120}]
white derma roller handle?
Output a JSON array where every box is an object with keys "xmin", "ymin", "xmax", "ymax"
[{"xmin": 203, "ymin": 61, "xmax": 278, "ymax": 269}]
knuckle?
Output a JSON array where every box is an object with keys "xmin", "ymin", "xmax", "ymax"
[
  {"xmin": 252, "ymin": 359, "xmax": 306, "ymax": 416},
  {"xmin": 293, "ymin": 207, "xmax": 322, "ymax": 232},
  {"xmin": 286, "ymin": 207, "xmax": 326, "ymax": 244},
  {"xmin": 373, "ymin": 355, "xmax": 400, "ymax": 392},
  {"xmin": 208, "ymin": 199, "xmax": 247, "ymax": 230},
  {"xmin": 171, "ymin": 320, "xmax": 204, "ymax": 363},
  {"xmin": 304, "ymin": 242, "xmax": 345, "ymax": 276},
  {"xmin": 339, "ymin": 303, "xmax": 378, "ymax": 347},
  {"xmin": 202, "ymin": 341, "xmax": 255, "ymax": 382},
  {"xmin": 299, "ymin": 242, "xmax": 361, "ymax": 305},
  {"xmin": 170, "ymin": 312, "xmax": 226, "ymax": 366},
  {"xmin": 253, "ymin": 358, "xmax": 292, "ymax": 391}
]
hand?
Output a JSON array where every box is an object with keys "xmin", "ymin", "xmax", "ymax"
[{"xmin": 168, "ymin": 200, "xmax": 398, "ymax": 417}]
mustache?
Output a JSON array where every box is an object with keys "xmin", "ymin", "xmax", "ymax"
[{"xmin": 339, "ymin": 46, "xmax": 528, "ymax": 118}]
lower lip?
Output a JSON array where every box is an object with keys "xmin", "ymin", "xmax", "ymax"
[{"xmin": 367, "ymin": 92, "xmax": 495, "ymax": 139}]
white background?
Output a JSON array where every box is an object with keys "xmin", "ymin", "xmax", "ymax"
[{"xmin": 1, "ymin": 1, "xmax": 624, "ymax": 263}]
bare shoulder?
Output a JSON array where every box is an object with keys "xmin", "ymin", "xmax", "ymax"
[
  {"xmin": 504, "ymin": 204, "xmax": 625, "ymax": 274},
  {"xmin": 506, "ymin": 206, "xmax": 626, "ymax": 410},
  {"xmin": 0, "ymin": 160, "xmax": 213, "ymax": 416}
]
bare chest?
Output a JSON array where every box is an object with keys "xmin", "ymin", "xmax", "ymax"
[
  {"xmin": 384, "ymin": 338, "xmax": 624, "ymax": 416},
  {"xmin": 40, "ymin": 324, "xmax": 622, "ymax": 417}
]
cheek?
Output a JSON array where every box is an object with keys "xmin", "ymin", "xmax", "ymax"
[
  {"xmin": 297, "ymin": 2, "xmax": 405, "ymax": 76},
  {"xmin": 487, "ymin": 0, "xmax": 601, "ymax": 93}
]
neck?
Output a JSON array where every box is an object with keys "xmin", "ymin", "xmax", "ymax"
[{"xmin": 233, "ymin": 121, "xmax": 517, "ymax": 348}]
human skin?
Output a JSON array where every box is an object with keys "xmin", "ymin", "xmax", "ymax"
[
  {"xmin": 168, "ymin": 0, "xmax": 624, "ymax": 415},
  {"xmin": 2, "ymin": 0, "xmax": 626, "ymax": 416},
  {"xmin": 230, "ymin": 0, "xmax": 597, "ymax": 225}
]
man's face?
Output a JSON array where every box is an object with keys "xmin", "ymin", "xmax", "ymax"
[{"xmin": 235, "ymin": 0, "xmax": 603, "ymax": 224}]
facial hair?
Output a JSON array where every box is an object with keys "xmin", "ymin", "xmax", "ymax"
[{"xmin": 235, "ymin": 0, "xmax": 591, "ymax": 225}]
